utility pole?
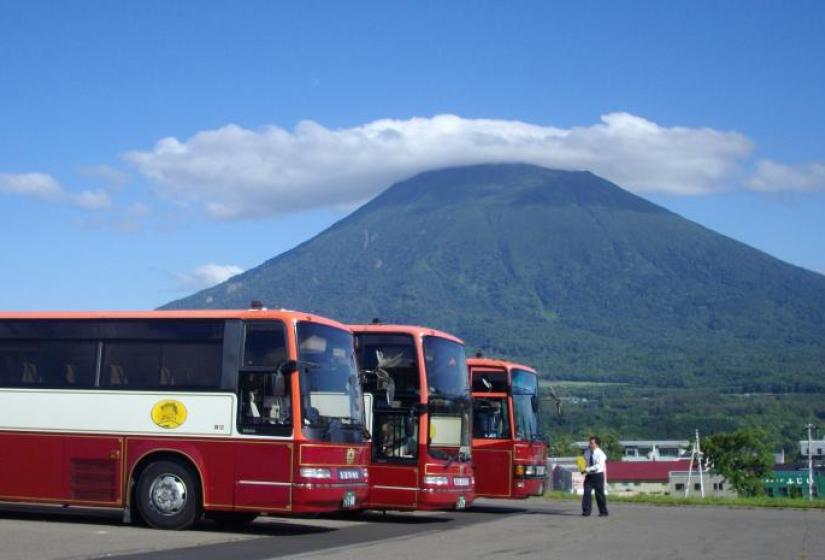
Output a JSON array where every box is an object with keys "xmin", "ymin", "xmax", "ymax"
[
  {"xmin": 805, "ymin": 423, "xmax": 815, "ymax": 501},
  {"xmin": 684, "ymin": 429, "xmax": 705, "ymax": 498},
  {"xmin": 697, "ymin": 430, "xmax": 705, "ymax": 497}
]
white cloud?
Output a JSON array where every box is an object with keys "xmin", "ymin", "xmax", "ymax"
[
  {"xmin": 124, "ymin": 113, "xmax": 755, "ymax": 219},
  {"xmin": 0, "ymin": 172, "xmax": 63, "ymax": 201},
  {"xmin": 69, "ymin": 189, "xmax": 112, "ymax": 209},
  {"xmin": 77, "ymin": 164, "xmax": 130, "ymax": 187},
  {"xmin": 127, "ymin": 202, "xmax": 151, "ymax": 218},
  {"xmin": 0, "ymin": 172, "xmax": 111, "ymax": 209},
  {"xmin": 747, "ymin": 160, "xmax": 825, "ymax": 192},
  {"xmin": 173, "ymin": 264, "xmax": 244, "ymax": 291}
]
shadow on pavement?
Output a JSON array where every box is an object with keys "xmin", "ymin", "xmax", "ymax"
[
  {"xmin": 0, "ymin": 505, "xmax": 125, "ymax": 527},
  {"xmin": 0, "ymin": 505, "xmax": 335, "ymax": 536},
  {"xmin": 320, "ymin": 510, "xmax": 451, "ymax": 524},
  {"xmin": 466, "ymin": 504, "xmax": 528, "ymax": 515},
  {"xmin": 200, "ymin": 519, "xmax": 335, "ymax": 536}
]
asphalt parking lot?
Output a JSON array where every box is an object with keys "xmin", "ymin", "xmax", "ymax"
[{"xmin": 1, "ymin": 498, "xmax": 822, "ymax": 560}]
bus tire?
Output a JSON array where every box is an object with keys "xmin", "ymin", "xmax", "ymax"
[{"xmin": 136, "ymin": 459, "xmax": 201, "ymax": 530}]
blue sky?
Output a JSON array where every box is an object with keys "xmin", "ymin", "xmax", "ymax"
[{"xmin": 1, "ymin": 1, "xmax": 823, "ymax": 310}]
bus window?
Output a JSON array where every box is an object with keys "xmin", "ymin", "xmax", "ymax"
[
  {"xmin": 511, "ymin": 369, "xmax": 539, "ymax": 440},
  {"xmin": 0, "ymin": 340, "xmax": 97, "ymax": 388},
  {"xmin": 243, "ymin": 323, "xmax": 286, "ymax": 367},
  {"xmin": 297, "ymin": 322, "xmax": 365, "ymax": 444},
  {"xmin": 238, "ymin": 371, "xmax": 292, "ymax": 435},
  {"xmin": 100, "ymin": 341, "xmax": 222, "ymax": 389},
  {"xmin": 472, "ymin": 397, "xmax": 510, "ymax": 439},
  {"xmin": 238, "ymin": 321, "xmax": 291, "ymax": 436},
  {"xmin": 373, "ymin": 412, "xmax": 417, "ymax": 460},
  {"xmin": 471, "ymin": 371, "xmax": 508, "ymax": 392},
  {"xmin": 357, "ymin": 334, "xmax": 420, "ymax": 405}
]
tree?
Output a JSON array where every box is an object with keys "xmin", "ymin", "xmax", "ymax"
[
  {"xmin": 548, "ymin": 433, "xmax": 577, "ymax": 458},
  {"xmin": 702, "ymin": 428, "xmax": 774, "ymax": 497},
  {"xmin": 598, "ymin": 432, "xmax": 624, "ymax": 461}
]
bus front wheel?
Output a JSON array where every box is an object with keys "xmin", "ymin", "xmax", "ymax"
[{"xmin": 136, "ymin": 459, "xmax": 201, "ymax": 530}]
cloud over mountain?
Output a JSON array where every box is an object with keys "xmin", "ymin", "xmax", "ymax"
[
  {"xmin": 172, "ymin": 263, "xmax": 244, "ymax": 291},
  {"xmin": 124, "ymin": 113, "xmax": 756, "ymax": 219}
]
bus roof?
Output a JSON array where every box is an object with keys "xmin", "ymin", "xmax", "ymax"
[
  {"xmin": 0, "ymin": 309, "xmax": 351, "ymax": 331},
  {"xmin": 467, "ymin": 357, "xmax": 537, "ymax": 375},
  {"xmin": 348, "ymin": 323, "xmax": 463, "ymax": 345}
]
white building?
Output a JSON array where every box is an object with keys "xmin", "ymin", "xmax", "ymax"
[
  {"xmin": 669, "ymin": 470, "xmax": 736, "ymax": 498},
  {"xmin": 574, "ymin": 440, "xmax": 690, "ymax": 462},
  {"xmin": 800, "ymin": 439, "xmax": 825, "ymax": 461}
]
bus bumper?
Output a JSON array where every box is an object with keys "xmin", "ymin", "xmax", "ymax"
[
  {"xmin": 290, "ymin": 483, "xmax": 369, "ymax": 513},
  {"xmin": 512, "ymin": 476, "xmax": 547, "ymax": 498},
  {"xmin": 418, "ymin": 488, "xmax": 475, "ymax": 511}
]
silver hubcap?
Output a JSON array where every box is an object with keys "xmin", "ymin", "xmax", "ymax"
[{"xmin": 148, "ymin": 473, "xmax": 187, "ymax": 516}]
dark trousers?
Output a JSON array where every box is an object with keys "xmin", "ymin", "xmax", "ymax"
[{"xmin": 582, "ymin": 472, "xmax": 608, "ymax": 515}]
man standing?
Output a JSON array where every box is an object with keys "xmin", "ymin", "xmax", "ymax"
[{"xmin": 582, "ymin": 436, "xmax": 608, "ymax": 517}]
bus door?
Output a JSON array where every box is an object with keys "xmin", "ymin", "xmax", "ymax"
[
  {"xmin": 471, "ymin": 368, "xmax": 513, "ymax": 497},
  {"xmin": 356, "ymin": 334, "xmax": 420, "ymax": 509},
  {"xmin": 233, "ymin": 322, "xmax": 293, "ymax": 510}
]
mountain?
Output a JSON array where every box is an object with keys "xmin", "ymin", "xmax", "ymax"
[{"xmin": 164, "ymin": 164, "xmax": 825, "ymax": 392}]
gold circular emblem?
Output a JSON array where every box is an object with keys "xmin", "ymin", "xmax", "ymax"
[
  {"xmin": 151, "ymin": 400, "xmax": 187, "ymax": 429},
  {"xmin": 346, "ymin": 447, "xmax": 356, "ymax": 465}
]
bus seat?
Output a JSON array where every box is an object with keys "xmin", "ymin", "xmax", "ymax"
[
  {"xmin": 21, "ymin": 361, "xmax": 39, "ymax": 384},
  {"xmin": 64, "ymin": 363, "xmax": 77, "ymax": 385},
  {"xmin": 108, "ymin": 364, "xmax": 128, "ymax": 386},
  {"xmin": 247, "ymin": 391, "xmax": 261, "ymax": 418}
]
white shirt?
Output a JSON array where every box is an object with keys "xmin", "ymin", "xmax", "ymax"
[{"xmin": 584, "ymin": 447, "xmax": 607, "ymax": 475}]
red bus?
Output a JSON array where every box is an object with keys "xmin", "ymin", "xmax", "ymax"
[
  {"xmin": 468, "ymin": 357, "xmax": 547, "ymax": 499},
  {"xmin": 351, "ymin": 324, "xmax": 474, "ymax": 511},
  {"xmin": 0, "ymin": 309, "xmax": 369, "ymax": 529}
]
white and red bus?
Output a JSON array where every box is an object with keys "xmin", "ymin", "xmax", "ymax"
[
  {"xmin": 468, "ymin": 357, "xmax": 547, "ymax": 499},
  {"xmin": 0, "ymin": 308, "xmax": 369, "ymax": 529},
  {"xmin": 351, "ymin": 324, "xmax": 474, "ymax": 511}
]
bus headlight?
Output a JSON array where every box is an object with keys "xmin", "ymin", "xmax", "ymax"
[
  {"xmin": 423, "ymin": 476, "xmax": 449, "ymax": 486},
  {"xmin": 300, "ymin": 467, "xmax": 332, "ymax": 479},
  {"xmin": 525, "ymin": 466, "xmax": 536, "ymax": 476}
]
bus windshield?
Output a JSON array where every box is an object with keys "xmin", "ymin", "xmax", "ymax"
[
  {"xmin": 511, "ymin": 369, "xmax": 540, "ymax": 441},
  {"xmin": 297, "ymin": 322, "xmax": 366, "ymax": 443},
  {"xmin": 423, "ymin": 336, "xmax": 471, "ymax": 460},
  {"xmin": 422, "ymin": 336, "xmax": 469, "ymax": 398}
]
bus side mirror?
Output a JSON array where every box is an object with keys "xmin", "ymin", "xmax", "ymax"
[
  {"xmin": 531, "ymin": 396, "xmax": 539, "ymax": 413},
  {"xmin": 412, "ymin": 402, "xmax": 429, "ymax": 416},
  {"xmin": 279, "ymin": 360, "xmax": 298, "ymax": 374},
  {"xmin": 273, "ymin": 360, "xmax": 298, "ymax": 397}
]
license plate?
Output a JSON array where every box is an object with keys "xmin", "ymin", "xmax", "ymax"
[
  {"xmin": 342, "ymin": 491, "xmax": 357, "ymax": 509},
  {"xmin": 456, "ymin": 496, "xmax": 466, "ymax": 510}
]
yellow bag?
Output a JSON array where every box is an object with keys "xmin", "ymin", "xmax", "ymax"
[{"xmin": 576, "ymin": 455, "xmax": 587, "ymax": 474}]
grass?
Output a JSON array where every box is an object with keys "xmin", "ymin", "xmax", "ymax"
[{"xmin": 542, "ymin": 490, "xmax": 825, "ymax": 510}]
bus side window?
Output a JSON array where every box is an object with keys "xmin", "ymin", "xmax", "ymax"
[
  {"xmin": 374, "ymin": 413, "xmax": 416, "ymax": 461},
  {"xmin": 238, "ymin": 372, "xmax": 292, "ymax": 435}
]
